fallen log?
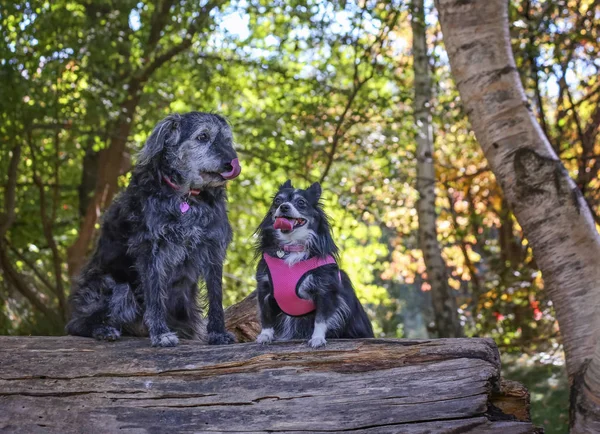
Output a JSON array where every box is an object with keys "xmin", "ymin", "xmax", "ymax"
[
  {"xmin": 0, "ymin": 337, "xmax": 540, "ymax": 433},
  {"xmin": 224, "ymin": 290, "xmax": 260, "ymax": 343}
]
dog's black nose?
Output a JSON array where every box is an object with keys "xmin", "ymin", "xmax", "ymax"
[{"xmin": 280, "ymin": 204, "xmax": 290, "ymax": 213}]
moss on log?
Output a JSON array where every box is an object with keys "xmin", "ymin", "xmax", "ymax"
[{"xmin": 0, "ymin": 337, "xmax": 540, "ymax": 433}]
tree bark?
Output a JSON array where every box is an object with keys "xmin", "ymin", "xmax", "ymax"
[
  {"xmin": 224, "ymin": 291, "xmax": 260, "ymax": 343},
  {"xmin": 436, "ymin": 0, "xmax": 600, "ymax": 431},
  {"xmin": 411, "ymin": 0, "xmax": 462, "ymax": 338},
  {"xmin": 0, "ymin": 336, "xmax": 540, "ymax": 433}
]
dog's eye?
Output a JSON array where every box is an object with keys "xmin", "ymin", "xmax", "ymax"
[
  {"xmin": 197, "ymin": 132, "xmax": 210, "ymax": 142},
  {"xmin": 274, "ymin": 197, "xmax": 283, "ymax": 205},
  {"xmin": 297, "ymin": 199, "xmax": 307, "ymax": 207}
]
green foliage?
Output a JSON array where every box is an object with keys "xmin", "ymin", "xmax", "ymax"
[{"xmin": 0, "ymin": 0, "xmax": 598, "ymax": 361}]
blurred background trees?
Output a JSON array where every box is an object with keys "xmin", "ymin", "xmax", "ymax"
[{"xmin": 1, "ymin": 0, "xmax": 598, "ymax": 430}]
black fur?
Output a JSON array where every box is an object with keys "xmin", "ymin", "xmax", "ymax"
[
  {"xmin": 66, "ymin": 112, "xmax": 239, "ymax": 347},
  {"xmin": 255, "ymin": 180, "xmax": 374, "ymax": 348}
]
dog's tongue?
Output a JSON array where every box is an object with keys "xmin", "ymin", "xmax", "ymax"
[
  {"xmin": 274, "ymin": 217, "xmax": 294, "ymax": 231},
  {"xmin": 220, "ymin": 158, "xmax": 241, "ymax": 180}
]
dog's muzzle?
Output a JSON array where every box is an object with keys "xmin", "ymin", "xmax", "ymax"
[{"xmin": 220, "ymin": 158, "xmax": 241, "ymax": 180}]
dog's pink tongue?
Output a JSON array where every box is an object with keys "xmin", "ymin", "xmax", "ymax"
[
  {"xmin": 274, "ymin": 217, "xmax": 294, "ymax": 231},
  {"xmin": 220, "ymin": 158, "xmax": 241, "ymax": 180}
]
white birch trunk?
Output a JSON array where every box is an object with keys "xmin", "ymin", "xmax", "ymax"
[
  {"xmin": 412, "ymin": 0, "xmax": 462, "ymax": 338},
  {"xmin": 436, "ymin": 0, "xmax": 600, "ymax": 431}
]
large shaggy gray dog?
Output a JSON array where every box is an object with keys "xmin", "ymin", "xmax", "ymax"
[{"xmin": 66, "ymin": 112, "xmax": 241, "ymax": 347}]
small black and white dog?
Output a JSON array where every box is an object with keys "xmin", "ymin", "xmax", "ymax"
[
  {"xmin": 255, "ymin": 180, "xmax": 374, "ymax": 348},
  {"xmin": 66, "ymin": 112, "xmax": 241, "ymax": 347}
]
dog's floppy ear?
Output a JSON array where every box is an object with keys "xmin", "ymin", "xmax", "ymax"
[
  {"xmin": 306, "ymin": 182, "xmax": 322, "ymax": 201},
  {"xmin": 280, "ymin": 179, "xmax": 293, "ymax": 190},
  {"xmin": 137, "ymin": 114, "xmax": 181, "ymax": 166}
]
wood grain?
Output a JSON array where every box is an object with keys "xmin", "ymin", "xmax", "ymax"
[
  {"xmin": 224, "ymin": 291, "xmax": 260, "ymax": 343},
  {"xmin": 0, "ymin": 337, "xmax": 540, "ymax": 433}
]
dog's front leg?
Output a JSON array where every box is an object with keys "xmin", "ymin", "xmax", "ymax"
[
  {"xmin": 137, "ymin": 257, "xmax": 179, "ymax": 347},
  {"xmin": 308, "ymin": 283, "xmax": 339, "ymax": 349},
  {"xmin": 204, "ymin": 262, "xmax": 235, "ymax": 345},
  {"xmin": 256, "ymin": 266, "xmax": 279, "ymax": 344}
]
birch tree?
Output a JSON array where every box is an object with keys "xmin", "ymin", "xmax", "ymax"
[
  {"xmin": 411, "ymin": 0, "xmax": 462, "ymax": 338},
  {"xmin": 436, "ymin": 0, "xmax": 600, "ymax": 430}
]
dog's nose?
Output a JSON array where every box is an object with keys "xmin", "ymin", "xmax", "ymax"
[
  {"xmin": 280, "ymin": 204, "xmax": 290, "ymax": 213},
  {"xmin": 219, "ymin": 158, "xmax": 241, "ymax": 180}
]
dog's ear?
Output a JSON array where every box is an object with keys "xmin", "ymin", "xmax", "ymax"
[
  {"xmin": 280, "ymin": 179, "xmax": 293, "ymax": 190},
  {"xmin": 306, "ymin": 182, "xmax": 322, "ymax": 202},
  {"xmin": 137, "ymin": 114, "xmax": 181, "ymax": 166}
]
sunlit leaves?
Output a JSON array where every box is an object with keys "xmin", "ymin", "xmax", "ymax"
[{"xmin": 1, "ymin": 0, "xmax": 590, "ymax": 347}]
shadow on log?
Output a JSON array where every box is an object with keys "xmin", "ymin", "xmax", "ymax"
[{"xmin": 0, "ymin": 336, "xmax": 541, "ymax": 433}]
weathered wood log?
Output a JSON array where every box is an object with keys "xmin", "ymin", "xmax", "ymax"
[
  {"xmin": 0, "ymin": 337, "xmax": 540, "ymax": 433},
  {"xmin": 224, "ymin": 290, "xmax": 260, "ymax": 343}
]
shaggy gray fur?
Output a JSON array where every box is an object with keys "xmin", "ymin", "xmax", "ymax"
[{"xmin": 66, "ymin": 112, "xmax": 240, "ymax": 347}]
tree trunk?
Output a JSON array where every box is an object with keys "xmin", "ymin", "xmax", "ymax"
[
  {"xmin": 436, "ymin": 0, "xmax": 600, "ymax": 431},
  {"xmin": 67, "ymin": 89, "xmax": 141, "ymax": 277},
  {"xmin": 0, "ymin": 336, "xmax": 540, "ymax": 433},
  {"xmin": 498, "ymin": 199, "xmax": 524, "ymax": 269},
  {"xmin": 411, "ymin": 0, "xmax": 462, "ymax": 338}
]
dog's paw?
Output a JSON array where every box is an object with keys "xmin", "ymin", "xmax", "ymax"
[
  {"xmin": 208, "ymin": 331, "xmax": 236, "ymax": 345},
  {"xmin": 256, "ymin": 329, "xmax": 274, "ymax": 345},
  {"xmin": 92, "ymin": 325, "xmax": 121, "ymax": 342},
  {"xmin": 151, "ymin": 332, "xmax": 179, "ymax": 347},
  {"xmin": 308, "ymin": 336, "xmax": 327, "ymax": 348}
]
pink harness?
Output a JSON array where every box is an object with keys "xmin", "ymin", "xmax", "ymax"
[{"xmin": 263, "ymin": 253, "xmax": 338, "ymax": 316}]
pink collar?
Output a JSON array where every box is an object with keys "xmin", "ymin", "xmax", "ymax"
[
  {"xmin": 162, "ymin": 174, "xmax": 201, "ymax": 196},
  {"xmin": 281, "ymin": 244, "xmax": 306, "ymax": 252}
]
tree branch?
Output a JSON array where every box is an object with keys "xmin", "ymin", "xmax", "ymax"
[
  {"xmin": 145, "ymin": 0, "xmax": 177, "ymax": 58},
  {"xmin": 0, "ymin": 144, "xmax": 22, "ymax": 238},
  {"xmin": 137, "ymin": 0, "xmax": 225, "ymax": 82},
  {"xmin": 318, "ymin": 10, "xmax": 401, "ymax": 184},
  {"xmin": 26, "ymin": 131, "xmax": 67, "ymax": 321},
  {"xmin": 6, "ymin": 239, "xmax": 58, "ymax": 297},
  {"xmin": 0, "ymin": 239, "xmax": 62, "ymax": 325}
]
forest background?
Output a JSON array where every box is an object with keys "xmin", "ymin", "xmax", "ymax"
[{"xmin": 2, "ymin": 1, "xmax": 599, "ymax": 432}]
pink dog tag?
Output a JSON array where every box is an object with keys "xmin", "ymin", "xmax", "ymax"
[{"xmin": 180, "ymin": 202, "xmax": 190, "ymax": 213}]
